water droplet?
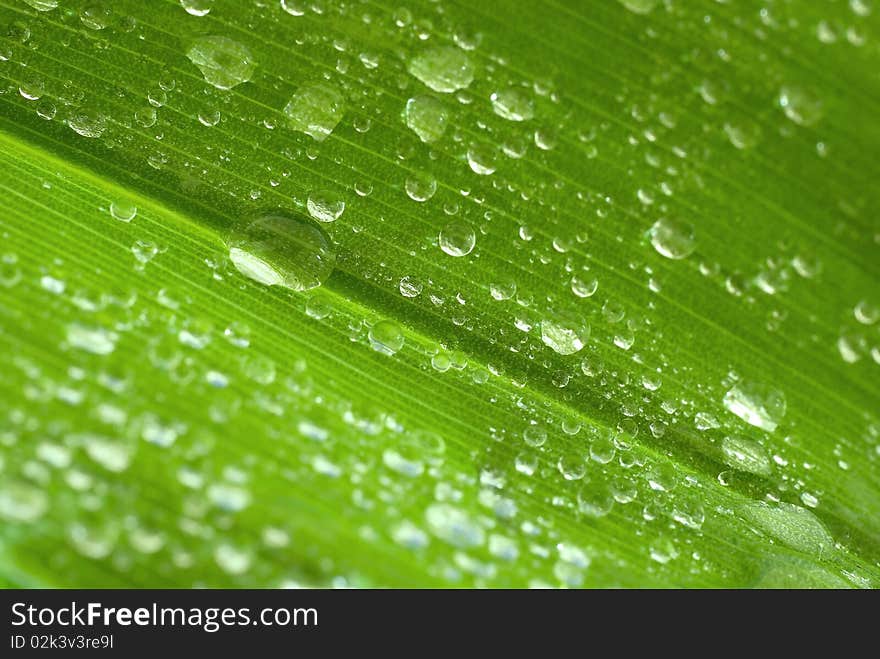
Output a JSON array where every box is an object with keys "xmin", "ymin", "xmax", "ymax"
[
  {"xmin": 227, "ymin": 211, "xmax": 335, "ymax": 291},
  {"xmin": 19, "ymin": 78, "xmax": 44, "ymax": 100},
  {"xmin": 408, "ymin": 46, "xmax": 474, "ymax": 93},
  {"xmin": 742, "ymin": 502, "xmax": 833, "ymax": 556},
  {"xmin": 404, "ymin": 95, "xmax": 448, "ymax": 143},
  {"xmin": 67, "ymin": 108, "xmax": 106, "ymax": 138},
  {"xmin": 649, "ymin": 218, "xmax": 695, "ymax": 259},
  {"xmin": 854, "ymin": 300, "xmax": 879, "ymax": 325},
  {"xmin": 490, "ymin": 278, "xmax": 517, "ymax": 301},
  {"xmin": 369, "ymin": 320, "xmax": 405, "ymax": 355},
  {"xmin": 83, "ymin": 434, "xmax": 132, "ymax": 472},
  {"xmin": 391, "ymin": 520, "xmax": 428, "ymax": 549},
  {"xmin": 66, "ymin": 323, "xmax": 118, "ymax": 355},
  {"xmin": 723, "ymin": 381, "xmax": 786, "ymax": 432},
  {"xmin": 186, "ymin": 36, "xmax": 255, "ymax": 90},
  {"xmin": 110, "ymin": 201, "xmax": 137, "ymax": 223},
  {"xmin": 541, "ymin": 313, "xmax": 590, "ymax": 355},
  {"xmin": 405, "ymin": 173, "xmax": 437, "ymax": 202},
  {"xmin": 280, "ymin": 0, "xmax": 306, "ymax": 16},
  {"xmin": 779, "ymin": 86, "xmax": 823, "ymax": 126},
  {"xmin": 307, "ymin": 189, "xmax": 345, "ymax": 222},
  {"xmin": 618, "ymin": 0, "xmax": 660, "ymax": 14},
  {"xmin": 466, "ymin": 143, "xmax": 498, "ymax": 175},
  {"xmin": 284, "ymin": 83, "xmax": 345, "ymax": 141},
  {"xmin": 22, "ymin": 0, "xmax": 58, "ymax": 11},
  {"xmin": 0, "ymin": 481, "xmax": 48, "ymax": 522},
  {"xmin": 490, "ymin": 86, "xmax": 534, "ymax": 121},
  {"xmin": 214, "ymin": 543, "xmax": 251, "ymax": 575},
  {"xmin": 425, "ymin": 504, "xmax": 484, "ymax": 548},
  {"xmin": 723, "ymin": 120, "xmax": 761, "ymax": 149},
  {"xmin": 570, "ymin": 275, "xmax": 598, "ymax": 298},
  {"xmin": 399, "ymin": 276, "xmax": 423, "ymax": 298},
  {"xmin": 179, "ymin": 0, "xmax": 213, "ymax": 16},
  {"xmin": 720, "ymin": 435, "xmax": 772, "ymax": 476},
  {"xmin": 439, "ymin": 221, "xmax": 475, "ymax": 257},
  {"xmin": 522, "ymin": 424, "xmax": 547, "ymax": 448}
]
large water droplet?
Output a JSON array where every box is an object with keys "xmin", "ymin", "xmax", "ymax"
[
  {"xmin": 307, "ymin": 189, "xmax": 345, "ymax": 222},
  {"xmin": 425, "ymin": 504, "xmax": 484, "ymax": 548},
  {"xmin": 227, "ymin": 211, "xmax": 335, "ymax": 291},
  {"xmin": 649, "ymin": 218, "xmax": 695, "ymax": 259},
  {"xmin": 720, "ymin": 435, "xmax": 772, "ymax": 476},
  {"xmin": 490, "ymin": 86, "xmax": 535, "ymax": 121},
  {"xmin": 779, "ymin": 86, "xmax": 823, "ymax": 126},
  {"xmin": 67, "ymin": 108, "xmax": 106, "ymax": 138},
  {"xmin": 187, "ymin": 36, "xmax": 255, "ymax": 90},
  {"xmin": 439, "ymin": 221, "xmax": 475, "ymax": 257},
  {"xmin": 404, "ymin": 95, "xmax": 448, "ymax": 143},
  {"xmin": 408, "ymin": 46, "xmax": 474, "ymax": 93},
  {"xmin": 179, "ymin": 0, "xmax": 213, "ymax": 16},
  {"xmin": 723, "ymin": 381, "xmax": 786, "ymax": 432},
  {"xmin": 369, "ymin": 320, "xmax": 405, "ymax": 355},
  {"xmin": 0, "ymin": 481, "xmax": 48, "ymax": 522},
  {"xmin": 284, "ymin": 83, "xmax": 345, "ymax": 141},
  {"xmin": 541, "ymin": 314, "xmax": 590, "ymax": 355},
  {"xmin": 22, "ymin": 0, "xmax": 58, "ymax": 11},
  {"xmin": 617, "ymin": 0, "xmax": 660, "ymax": 13},
  {"xmin": 742, "ymin": 502, "xmax": 833, "ymax": 556}
]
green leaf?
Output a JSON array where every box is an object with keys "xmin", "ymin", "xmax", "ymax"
[{"xmin": 0, "ymin": 0, "xmax": 878, "ymax": 588}]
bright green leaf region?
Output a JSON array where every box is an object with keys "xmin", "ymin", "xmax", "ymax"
[{"xmin": 0, "ymin": 0, "xmax": 878, "ymax": 588}]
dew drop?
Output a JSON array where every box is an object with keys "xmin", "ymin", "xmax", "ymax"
[
  {"xmin": 649, "ymin": 218, "xmax": 695, "ymax": 259},
  {"xmin": 179, "ymin": 0, "xmax": 213, "ymax": 16},
  {"xmin": 405, "ymin": 173, "xmax": 438, "ymax": 202},
  {"xmin": 779, "ymin": 86, "xmax": 823, "ymax": 127},
  {"xmin": 369, "ymin": 320, "xmax": 405, "ymax": 356},
  {"xmin": 227, "ymin": 211, "xmax": 335, "ymax": 291},
  {"xmin": 467, "ymin": 143, "xmax": 498, "ymax": 175},
  {"xmin": 22, "ymin": 0, "xmax": 58, "ymax": 10},
  {"xmin": 408, "ymin": 46, "xmax": 474, "ymax": 93},
  {"xmin": 617, "ymin": 0, "xmax": 660, "ymax": 14},
  {"xmin": 424, "ymin": 504, "xmax": 484, "ymax": 548},
  {"xmin": 186, "ymin": 36, "xmax": 255, "ymax": 90},
  {"xmin": 723, "ymin": 381, "xmax": 786, "ymax": 432},
  {"xmin": 541, "ymin": 313, "xmax": 590, "ymax": 355},
  {"xmin": 110, "ymin": 201, "xmax": 137, "ymax": 223},
  {"xmin": 307, "ymin": 189, "xmax": 345, "ymax": 222},
  {"xmin": 720, "ymin": 435, "xmax": 772, "ymax": 476},
  {"xmin": 490, "ymin": 86, "xmax": 535, "ymax": 121},
  {"xmin": 439, "ymin": 221, "xmax": 475, "ymax": 257},
  {"xmin": 742, "ymin": 502, "xmax": 833, "ymax": 556},
  {"xmin": 284, "ymin": 83, "xmax": 345, "ymax": 141},
  {"xmin": 67, "ymin": 107, "xmax": 106, "ymax": 138},
  {"xmin": 399, "ymin": 276, "xmax": 423, "ymax": 298},
  {"xmin": 404, "ymin": 95, "xmax": 448, "ymax": 143}
]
